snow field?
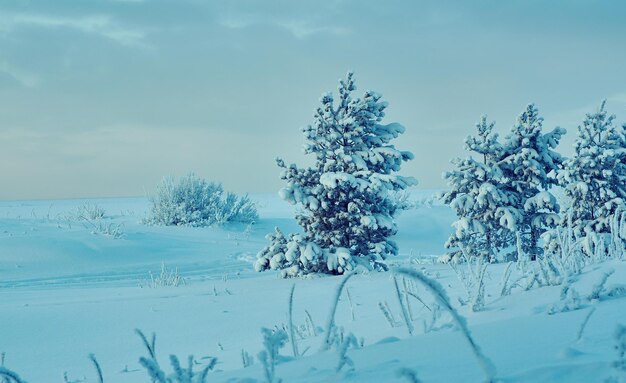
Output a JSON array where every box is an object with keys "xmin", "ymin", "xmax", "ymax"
[{"xmin": 0, "ymin": 194, "xmax": 625, "ymax": 382}]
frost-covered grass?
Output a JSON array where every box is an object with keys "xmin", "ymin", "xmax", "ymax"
[
  {"xmin": 135, "ymin": 328, "xmax": 217, "ymax": 383},
  {"xmin": 139, "ymin": 263, "xmax": 186, "ymax": 288},
  {"xmin": 72, "ymin": 202, "xmax": 106, "ymax": 221},
  {"xmin": 0, "ymin": 367, "xmax": 26, "ymax": 383}
]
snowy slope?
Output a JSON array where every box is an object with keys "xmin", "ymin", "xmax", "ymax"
[{"xmin": 1, "ymin": 192, "xmax": 624, "ymax": 382}]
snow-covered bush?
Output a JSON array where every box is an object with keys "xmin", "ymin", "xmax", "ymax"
[
  {"xmin": 144, "ymin": 173, "xmax": 258, "ymax": 227},
  {"xmin": 558, "ymin": 101, "xmax": 626, "ymax": 237},
  {"xmin": 256, "ymin": 73, "xmax": 416, "ymax": 276}
]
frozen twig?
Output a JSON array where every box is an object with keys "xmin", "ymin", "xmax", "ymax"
[
  {"xmin": 321, "ymin": 271, "xmax": 357, "ymax": 351},
  {"xmin": 396, "ymin": 267, "xmax": 497, "ymax": 382}
]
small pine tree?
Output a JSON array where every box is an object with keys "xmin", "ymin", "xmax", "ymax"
[
  {"xmin": 442, "ymin": 116, "xmax": 513, "ymax": 261},
  {"xmin": 558, "ymin": 101, "xmax": 626, "ymax": 236},
  {"xmin": 255, "ymin": 72, "xmax": 416, "ymax": 276},
  {"xmin": 499, "ymin": 104, "xmax": 565, "ymax": 260}
]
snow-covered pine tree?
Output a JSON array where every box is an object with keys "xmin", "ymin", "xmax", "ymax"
[
  {"xmin": 558, "ymin": 101, "xmax": 626, "ymax": 236},
  {"xmin": 441, "ymin": 116, "xmax": 513, "ymax": 262},
  {"xmin": 255, "ymin": 72, "xmax": 416, "ymax": 277},
  {"xmin": 500, "ymin": 104, "xmax": 565, "ymax": 260}
]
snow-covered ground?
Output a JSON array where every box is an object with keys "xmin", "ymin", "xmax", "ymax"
[{"xmin": 1, "ymin": 192, "xmax": 625, "ymax": 382}]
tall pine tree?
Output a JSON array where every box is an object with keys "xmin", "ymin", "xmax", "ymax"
[
  {"xmin": 255, "ymin": 73, "xmax": 416, "ymax": 276},
  {"xmin": 500, "ymin": 104, "xmax": 565, "ymax": 260},
  {"xmin": 442, "ymin": 116, "xmax": 513, "ymax": 261},
  {"xmin": 558, "ymin": 101, "xmax": 626, "ymax": 235}
]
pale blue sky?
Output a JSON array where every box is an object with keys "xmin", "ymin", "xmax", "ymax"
[{"xmin": 0, "ymin": 0, "xmax": 625, "ymax": 200}]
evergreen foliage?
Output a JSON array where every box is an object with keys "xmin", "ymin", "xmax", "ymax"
[
  {"xmin": 558, "ymin": 101, "xmax": 626, "ymax": 236},
  {"xmin": 441, "ymin": 116, "xmax": 513, "ymax": 261},
  {"xmin": 442, "ymin": 105, "xmax": 565, "ymax": 262},
  {"xmin": 256, "ymin": 73, "xmax": 416, "ymax": 276},
  {"xmin": 499, "ymin": 104, "xmax": 565, "ymax": 259}
]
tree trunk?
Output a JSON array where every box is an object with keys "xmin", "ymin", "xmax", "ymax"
[{"xmin": 529, "ymin": 228, "xmax": 539, "ymax": 261}]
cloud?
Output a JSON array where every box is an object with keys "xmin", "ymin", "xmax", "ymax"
[
  {"xmin": 0, "ymin": 60, "xmax": 39, "ymax": 87},
  {"xmin": 550, "ymin": 92, "xmax": 626, "ymax": 126},
  {"xmin": 0, "ymin": 123, "xmax": 294, "ymax": 199},
  {"xmin": 0, "ymin": 12, "xmax": 148, "ymax": 48},
  {"xmin": 219, "ymin": 14, "xmax": 350, "ymax": 39},
  {"xmin": 608, "ymin": 92, "xmax": 626, "ymax": 106},
  {"xmin": 276, "ymin": 20, "xmax": 350, "ymax": 39}
]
